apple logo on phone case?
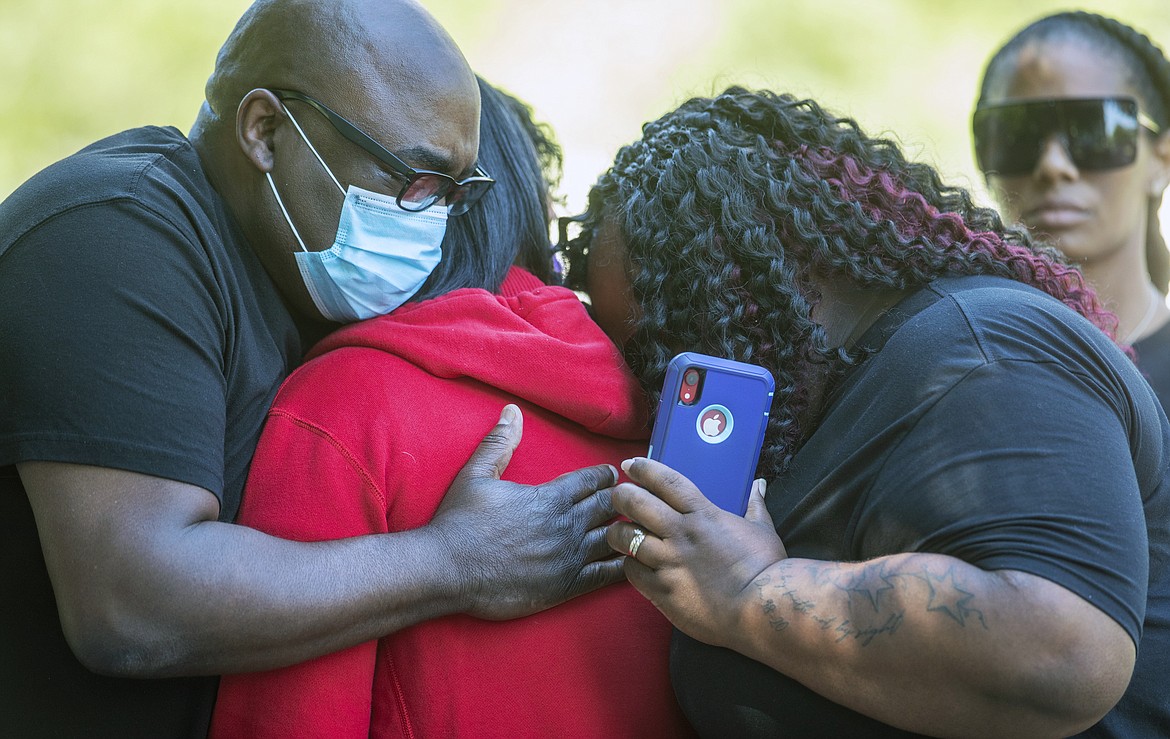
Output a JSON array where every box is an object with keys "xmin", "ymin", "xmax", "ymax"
[{"xmin": 696, "ymin": 405, "xmax": 734, "ymax": 444}]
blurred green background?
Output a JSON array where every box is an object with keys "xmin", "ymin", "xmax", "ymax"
[{"xmin": 2, "ymin": 0, "xmax": 1169, "ymax": 218}]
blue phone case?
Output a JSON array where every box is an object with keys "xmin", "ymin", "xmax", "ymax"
[{"xmin": 647, "ymin": 352, "xmax": 775, "ymax": 515}]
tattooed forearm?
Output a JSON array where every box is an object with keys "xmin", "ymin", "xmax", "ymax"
[
  {"xmin": 834, "ymin": 612, "xmax": 904, "ymax": 646},
  {"xmin": 912, "ymin": 568, "xmax": 988, "ymax": 628},
  {"xmin": 756, "ymin": 577, "xmax": 792, "ymax": 631},
  {"xmin": 754, "ymin": 557, "xmax": 989, "ymax": 645}
]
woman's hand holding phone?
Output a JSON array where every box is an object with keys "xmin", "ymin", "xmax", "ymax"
[{"xmin": 606, "ymin": 456, "xmax": 787, "ymax": 651}]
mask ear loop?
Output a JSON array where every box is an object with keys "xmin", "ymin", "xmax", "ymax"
[
  {"xmin": 266, "ymin": 102, "xmax": 349, "ymax": 253},
  {"xmin": 266, "ymin": 172, "xmax": 309, "ymax": 253},
  {"xmin": 280, "ymin": 103, "xmax": 346, "ymax": 196}
]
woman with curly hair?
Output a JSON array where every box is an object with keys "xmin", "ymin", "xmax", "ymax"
[
  {"xmin": 974, "ymin": 11, "xmax": 1170, "ymax": 408},
  {"xmin": 563, "ymin": 87, "xmax": 1170, "ymax": 737}
]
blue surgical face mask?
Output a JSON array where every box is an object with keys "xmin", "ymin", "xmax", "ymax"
[{"xmin": 266, "ymin": 105, "xmax": 447, "ymax": 323}]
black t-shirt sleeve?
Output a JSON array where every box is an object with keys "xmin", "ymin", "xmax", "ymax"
[
  {"xmin": 0, "ymin": 199, "xmax": 228, "ymax": 497},
  {"xmin": 859, "ymin": 358, "xmax": 1148, "ymax": 644}
]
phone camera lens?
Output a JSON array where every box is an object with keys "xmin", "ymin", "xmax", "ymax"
[{"xmin": 684, "ymin": 370, "xmax": 699, "ymax": 385}]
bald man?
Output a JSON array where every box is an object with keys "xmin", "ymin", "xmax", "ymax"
[{"xmin": 0, "ymin": 1, "xmax": 621, "ymax": 736}]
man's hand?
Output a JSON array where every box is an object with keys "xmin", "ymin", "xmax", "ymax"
[
  {"xmin": 604, "ymin": 456, "xmax": 785, "ymax": 648},
  {"xmin": 431, "ymin": 405, "xmax": 625, "ymax": 620}
]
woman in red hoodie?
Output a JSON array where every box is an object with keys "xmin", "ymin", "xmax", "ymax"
[{"xmin": 209, "ymin": 79, "xmax": 691, "ymax": 738}]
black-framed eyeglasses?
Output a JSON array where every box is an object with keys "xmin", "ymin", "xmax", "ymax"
[
  {"xmin": 270, "ymin": 88, "xmax": 494, "ymax": 216},
  {"xmin": 973, "ymin": 96, "xmax": 1162, "ymax": 177}
]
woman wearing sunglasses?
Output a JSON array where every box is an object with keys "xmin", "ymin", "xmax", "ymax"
[
  {"xmin": 208, "ymin": 78, "xmax": 693, "ymax": 738},
  {"xmin": 974, "ymin": 11, "xmax": 1170, "ymax": 405}
]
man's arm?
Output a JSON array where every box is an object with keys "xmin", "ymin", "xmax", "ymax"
[
  {"xmin": 21, "ymin": 405, "xmax": 623, "ymax": 678},
  {"xmin": 609, "ymin": 458, "xmax": 1135, "ymax": 739}
]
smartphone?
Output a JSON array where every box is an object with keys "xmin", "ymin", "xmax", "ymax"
[{"xmin": 647, "ymin": 352, "xmax": 775, "ymax": 516}]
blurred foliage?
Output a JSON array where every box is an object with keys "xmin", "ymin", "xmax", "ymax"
[
  {"xmin": 2, "ymin": 0, "xmax": 1169, "ymax": 212},
  {"xmin": 0, "ymin": 0, "xmax": 245, "ymax": 191}
]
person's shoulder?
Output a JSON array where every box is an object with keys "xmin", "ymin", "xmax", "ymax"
[
  {"xmin": 9, "ymin": 125, "xmax": 197, "ymax": 204},
  {"xmin": 929, "ymin": 274, "xmax": 1055, "ymax": 317},
  {"xmin": 869, "ymin": 274, "xmax": 1134, "ymax": 397},
  {"xmin": 929, "ymin": 274, "xmax": 1114, "ymax": 355},
  {"xmin": 263, "ymin": 339, "xmax": 431, "ymax": 458},
  {"xmin": 926, "ymin": 275, "xmax": 1158, "ymax": 412},
  {"xmin": 0, "ymin": 126, "xmax": 212, "ymax": 254}
]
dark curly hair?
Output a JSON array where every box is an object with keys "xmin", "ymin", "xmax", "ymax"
[
  {"xmin": 564, "ymin": 87, "xmax": 1117, "ymax": 477},
  {"xmin": 977, "ymin": 11, "xmax": 1170, "ymax": 292}
]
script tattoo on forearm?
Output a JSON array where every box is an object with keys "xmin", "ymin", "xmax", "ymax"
[{"xmin": 754, "ymin": 558, "xmax": 988, "ymax": 646}]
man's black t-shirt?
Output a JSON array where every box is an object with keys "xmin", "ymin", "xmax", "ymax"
[
  {"xmin": 0, "ymin": 127, "xmax": 305, "ymax": 737},
  {"xmin": 671, "ymin": 276, "xmax": 1170, "ymax": 738}
]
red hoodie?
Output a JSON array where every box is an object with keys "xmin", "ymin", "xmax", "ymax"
[{"xmin": 210, "ymin": 268, "xmax": 693, "ymax": 738}]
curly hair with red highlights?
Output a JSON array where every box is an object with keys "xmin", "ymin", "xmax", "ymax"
[{"xmin": 562, "ymin": 86, "xmax": 1118, "ymax": 475}]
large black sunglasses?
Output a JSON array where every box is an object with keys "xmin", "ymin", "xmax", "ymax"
[
  {"xmin": 270, "ymin": 89, "xmax": 494, "ymax": 216},
  {"xmin": 973, "ymin": 96, "xmax": 1161, "ymax": 177}
]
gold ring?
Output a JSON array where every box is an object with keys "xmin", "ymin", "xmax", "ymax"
[{"xmin": 628, "ymin": 528, "xmax": 646, "ymax": 558}]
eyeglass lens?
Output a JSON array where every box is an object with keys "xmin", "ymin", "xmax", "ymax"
[{"xmin": 434, "ymin": 177, "xmax": 494, "ymax": 215}]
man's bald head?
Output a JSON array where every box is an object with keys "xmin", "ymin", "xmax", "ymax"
[
  {"xmin": 205, "ymin": 0, "xmax": 475, "ymax": 117},
  {"xmin": 190, "ymin": 0, "xmax": 482, "ymax": 323},
  {"xmin": 197, "ymin": 0, "xmax": 477, "ymax": 142}
]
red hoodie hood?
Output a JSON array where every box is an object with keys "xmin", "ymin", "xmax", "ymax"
[{"xmin": 306, "ymin": 268, "xmax": 650, "ymax": 440}]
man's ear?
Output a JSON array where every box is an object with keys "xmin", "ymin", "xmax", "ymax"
[
  {"xmin": 236, "ymin": 89, "xmax": 283, "ymax": 174},
  {"xmin": 1149, "ymin": 130, "xmax": 1170, "ymax": 197}
]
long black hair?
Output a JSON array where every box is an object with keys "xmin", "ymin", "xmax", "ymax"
[
  {"xmin": 565, "ymin": 87, "xmax": 1113, "ymax": 476},
  {"xmin": 977, "ymin": 11, "xmax": 1170, "ymax": 292},
  {"xmin": 411, "ymin": 76, "xmax": 561, "ymax": 302}
]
